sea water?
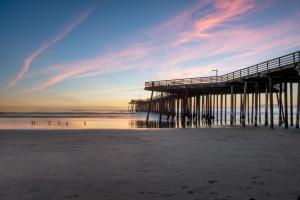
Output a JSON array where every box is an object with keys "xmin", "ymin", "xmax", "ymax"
[{"xmin": 0, "ymin": 106, "xmax": 291, "ymax": 129}]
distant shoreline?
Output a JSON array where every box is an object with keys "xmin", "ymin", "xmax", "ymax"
[{"xmin": 0, "ymin": 112, "xmax": 136, "ymax": 118}]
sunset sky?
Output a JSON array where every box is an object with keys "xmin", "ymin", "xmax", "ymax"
[{"xmin": 0, "ymin": 0, "xmax": 300, "ymax": 111}]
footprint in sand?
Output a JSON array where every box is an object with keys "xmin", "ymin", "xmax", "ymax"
[
  {"xmin": 208, "ymin": 180, "xmax": 218, "ymax": 184},
  {"xmin": 65, "ymin": 194, "xmax": 79, "ymax": 199},
  {"xmin": 187, "ymin": 190, "xmax": 195, "ymax": 194}
]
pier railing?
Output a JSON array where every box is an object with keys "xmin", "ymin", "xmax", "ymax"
[{"xmin": 145, "ymin": 51, "xmax": 300, "ymax": 88}]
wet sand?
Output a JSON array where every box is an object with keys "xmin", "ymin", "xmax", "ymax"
[{"xmin": 0, "ymin": 127, "xmax": 300, "ymax": 200}]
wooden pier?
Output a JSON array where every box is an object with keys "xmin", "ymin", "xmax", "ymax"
[{"xmin": 129, "ymin": 51, "xmax": 300, "ymax": 128}]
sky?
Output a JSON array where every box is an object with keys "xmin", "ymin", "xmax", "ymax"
[{"xmin": 0, "ymin": 0, "xmax": 300, "ymax": 111}]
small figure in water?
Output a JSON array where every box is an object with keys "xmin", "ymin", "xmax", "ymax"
[
  {"xmin": 48, "ymin": 121, "xmax": 51, "ymax": 126},
  {"xmin": 84, "ymin": 121, "xmax": 87, "ymax": 126}
]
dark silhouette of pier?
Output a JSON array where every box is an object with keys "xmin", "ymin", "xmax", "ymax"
[{"xmin": 129, "ymin": 51, "xmax": 300, "ymax": 128}]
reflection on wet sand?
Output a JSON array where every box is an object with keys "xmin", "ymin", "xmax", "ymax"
[
  {"xmin": 1, "ymin": 112, "xmax": 225, "ymax": 129},
  {"xmin": 129, "ymin": 120, "xmax": 214, "ymax": 128}
]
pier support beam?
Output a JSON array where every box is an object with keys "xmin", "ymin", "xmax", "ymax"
[
  {"xmin": 279, "ymin": 83, "xmax": 283, "ymax": 126},
  {"xmin": 210, "ymin": 95, "xmax": 216, "ymax": 122},
  {"xmin": 220, "ymin": 93, "xmax": 223, "ymax": 125},
  {"xmin": 230, "ymin": 85, "xmax": 234, "ymax": 126},
  {"xmin": 251, "ymin": 92, "xmax": 254, "ymax": 125},
  {"xmin": 247, "ymin": 93, "xmax": 250, "ymax": 125},
  {"xmin": 176, "ymin": 97, "xmax": 179, "ymax": 122},
  {"xmin": 255, "ymin": 82, "xmax": 258, "ymax": 127},
  {"xmin": 284, "ymin": 82, "xmax": 288, "ymax": 129},
  {"xmin": 209, "ymin": 93, "xmax": 212, "ymax": 125},
  {"xmin": 259, "ymin": 92, "xmax": 261, "ymax": 124},
  {"xmin": 216, "ymin": 93, "xmax": 219, "ymax": 124},
  {"xmin": 290, "ymin": 82, "xmax": 293, "ymax": 126},
  {"xmin": 234, "ymin": 93, "xmax": 237, "ymax": 125},
  {"xmin": 240, "ymin": 93, "xmax": 242, "ymax": 125},
  {"xmin": 225, "ymin": 93, "xmax": 227, "ymax": 124},
  {"xmin": 269, "ymin": 76, "xmax": 274, "ymax": 129},
  {"xmin": 146, "ymin": 90, "xmax": 154, "ymax": 122},
  {"xmin": 159, "ymin": 92, "xmax": 163, "ymax": 124},
  {"xmin": 265, "ymin": 84, "xmax": 268, "ymax": 126},
  {"xmin": 296, "ymin": 79, "xmax": 300, "ymax": 128},
  {"xmin": 242, "ymin": 81, "xmax": 247, "ymax": 126}
]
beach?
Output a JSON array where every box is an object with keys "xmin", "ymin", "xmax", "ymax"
[{"xmin": 0, "ymin": 127, "xmax": 300, "ymax": 200}]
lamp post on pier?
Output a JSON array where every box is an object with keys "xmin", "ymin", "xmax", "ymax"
[{"xmin": 212, "ymin": 69, "xmax": 218, "ymax": 81}]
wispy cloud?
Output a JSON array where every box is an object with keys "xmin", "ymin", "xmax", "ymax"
[
  {"xmin": 23, "ymin": 0, "xmax": 300, "ymax": 92},
  {"xmin": 7, "ymin": 8, "xmax": 94, "ymax": 88},
  {"xmin": 172, "ymin": 0, "xmax": 255, "ymax": 46},
  {"xmin": 22, "ymin": 44, "xmax": 153, "ymax": 92},
  {"xmin": 62, "ymin": 86, "xmax": 144, "ymax": 97}
]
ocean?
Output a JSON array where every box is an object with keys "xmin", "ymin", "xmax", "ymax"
[{"xmin": 0, "ymin": 106, "xmax": 289, "ymax": 129}]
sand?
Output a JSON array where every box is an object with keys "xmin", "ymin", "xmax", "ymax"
[{"xmin": 0, "ymin": 127, "xmax": 300, "ymax": 200}]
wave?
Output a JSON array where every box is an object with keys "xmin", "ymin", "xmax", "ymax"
[{"xmin": 0, "ymin": 112, "xmax": 136, "ymax": 118}]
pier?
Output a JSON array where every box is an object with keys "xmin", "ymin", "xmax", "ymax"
[{"xmin": 129, "ymin": 51, "xmax": 300, "ymax": 128}]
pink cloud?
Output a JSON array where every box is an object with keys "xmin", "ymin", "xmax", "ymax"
[
  {"xmin": 159, "ymin": 19, "xmax": 300, "ymax": 79},
  {"xmin": 173, "ymin": 0, "xmax": 255, "ymax": 46},
  {"xmin": 23, "ymin": 44, "xmax": 153, "ymax": 92},
  {"xmin": 22, "ymin": 0, "xmax": 300, "ymax": 92},
  {"xmin": 8, "ymin": 8, "xmax": 94, "ymax": 88}
]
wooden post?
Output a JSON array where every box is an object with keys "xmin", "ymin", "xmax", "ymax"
[
  {"xmin": 194, "ymin": 95, "xmax": 197, "ymax": 122},
  {"xmin": 167, "ymin": 93, "xmax": 171, "ymax": 122},
  {"xmin": 205, "ymin": 94, "xmax": 208, "ymax": 123},
  {"xmin": 197, "ymin": 94, "xmax": 200, "ymax": 124},
  {"xmin": 225, "ymin": 93, "xmax": 227, "ymax": 124},
  {"xmin": 182, "ymin": 91, "xmax": 188, "ymax": 122},
  {"xmin": 234, "ymin": 93, "xmax": 237, "ymax": 125},
  {"xmin": 265, "ymin": 84, "xmax": 268, "ymax": 126},
  {"xmin": 254, "ymin": 82, "xmax": 258, "ymax": 126},
  {"xmin": 230, "ymin": 85, "xmax": 234, "ymax": 126},
  {"xmin": 290, "ymin": 82, "xmax": 293, "ymax": 126},
  {"xmin": 242, "ymin": 81, "xmax": 247, "ymax": 126},
  {"xmin": 279, "ymin": 83, "xmax": 283, "ymax": 126},
  {"xmin": 209, "ymin": 93, "xmax": 212, "ymax": 125},
  {"xmin": 212, "ymin": 95, "xmax": 216, "ymax": 121},
  {"xmin": 216, "ymin": 93, "xmax": 219, "ymax": 124},
  {"xmin": 159, "ymin": 92, "xmax": 163, "ymax": 124},
  {"xmin": 269, "ymin": 76, "xmax": 274, "ymax": 129},
  {"xmin": 201, "ymin": 94, "xmax": 204, "ymax": 123},
  {"xmin": 172, "ymin": 95, "xmax": 175, "ymax": 122},
  {"xmin": 205, "ymin": 94, "xmax": 207, "ymax": 123},
  {"xmin": 247, "ymin": 93, "xmax": 250, "ymax": 125},
  {"xmin": 251, "ymin": 93, "xmax": 254, "ymax": 125},
  {"xmin": 240, "ymin": 93, "xmax": 242, "ymax": 124},
  {"xmin": 193, "ymin": 96, "xmax": 196, "ymax": 121},
  {"xmin": 259, "ymin": 92, "xmax": 261, "ymax": 124},
  {"xmin": 146, "ymin": 90, "xmax": 154, "ymax": 122},
  {"xmin": 177, "ymin": 96, "xmax": 180, "ymax": 122},
  {"xmin": 220, "ymin": 93, "xmax": 223, "ymax": 125},
  {"xmin": 190, "ymin": 96, "xmax": 192, "ymax": 122},
  {"xmin": 284, "ymin": 82, "xmax": 288, "ymax": 128},
  {"xmin": 296, "ymin": 80, "xmax": 300, "ymax": 128}
]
